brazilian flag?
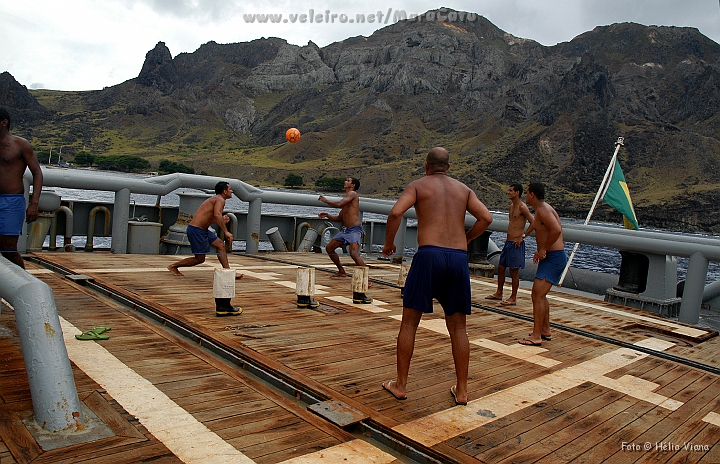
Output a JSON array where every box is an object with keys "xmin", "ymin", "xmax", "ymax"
[{"xmin": 601, "ymin": 159, "xmax": 639, "ymax": 230}]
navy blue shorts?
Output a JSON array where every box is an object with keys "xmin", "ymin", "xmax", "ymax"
[
  {"xmin": 498, "ymin": 240, "xmax": 526, "ymax": 269},
  {"xmin": 403, "ymin": 245, "xmax": 471, "ymax": 315},
  {"xmin": 536, "ymin": 249, "xmax": 568, "ymax": 285},
  {"xmin": 0, "ymin": 194, "xmax": 25, "ymax": 236},
  {"xmin": 186, "ymin": 225, "xmax": 219, "ymax": 255}
]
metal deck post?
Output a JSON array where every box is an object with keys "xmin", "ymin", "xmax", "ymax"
[
  {"xmin": 111, "ymin": 188, "xmax": 130, "ymax": 254},
  {"xmin": 0, "ymin": 258, "xmax": 84, "ymax": 432},
  {"xmin": 678, "ymin": 252, "xmax": 708, "ymax": 325}
]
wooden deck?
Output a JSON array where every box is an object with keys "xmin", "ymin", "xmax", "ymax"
[{"xmin": 1, "ymin": 251, "xmax": 719, "ymax": 463}]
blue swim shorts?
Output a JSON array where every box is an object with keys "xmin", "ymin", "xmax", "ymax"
[
  {"xmin": 186, "ymin": 224, "xmax": 219, "ymax": 255},
  {"xmin": 332, "ymin": 225, "xmax": 363, "ymax": 246},
  {"xmin": 535, "ymin": 249, "xmax": 568, "ymax": 285},
  {"xmin": 0, "ymin": 194, "xmax": 26, "ymax": 236},
  {"xmin": 498, "ymin": 240, "xmax": 526, "ymax": 269},
  {"xmin": 403, "ymin": 245, "xmax": 471, "ymax": 315}
]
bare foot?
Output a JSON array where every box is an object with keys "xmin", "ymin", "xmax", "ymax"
[
  {"xmin": 330, "ymin": 273, "xmax": 348, "ymax": 278},
  {"xmin": 167, "ymin": 265, "xmax": 183, "ymax": 276},
  {"xmin": 485, "ymin": 293, "xmax": 502, "ymax": 300},
  {"xmin": 500, "ymin": 299, "xmax": 516, "ymax": 306},
  {"xmin": 236, "ymin": 273, "xmax": 244, "ymax": 280}
]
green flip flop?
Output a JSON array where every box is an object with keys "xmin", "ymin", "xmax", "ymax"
[
  {"xmin": 92, "ymin": 326, "xmax": 111, "ymax": 334},
  {"xmin": 75, "ymin": 330, "xmax": 109, "ymax": 341}
]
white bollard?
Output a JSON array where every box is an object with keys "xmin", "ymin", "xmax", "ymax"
[
  {"xmin": 352, "ymin": 266, "xmax": 372, "ymax": 304},
  {"xmin": 214, "ymin": 269, "xmax": 242, "ymax": 316},
  {"xmin": 296, "ymin": 267, "xmax": 319, "ymax": 308}
]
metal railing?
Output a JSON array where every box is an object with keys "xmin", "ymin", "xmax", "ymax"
[{"xmin": 27, "ymin": 167, "xmax": 719, "ymax": 324}]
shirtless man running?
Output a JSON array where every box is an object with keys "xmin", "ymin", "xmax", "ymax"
[
  {"xmin": 381, "ymin": 147, "xmax": 492, "ymax": 406},
  {"xmin": 318, "ymin": 177, "xmax": 366, "ymax": 278},
  {"xmin": 0, "ymin": 107, "xmax": 43, "ymax": 269},
  {"xmin": 518, "ymin": 182, "xmax": 566, "ymax": 346},
  {"xmin": 485, "ymin": 183, "xmax": 534, "ymax": 306}
]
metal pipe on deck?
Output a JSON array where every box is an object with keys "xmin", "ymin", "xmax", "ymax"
[
  {"xmin": 679, "ymin": 252, "xmax": 709, "ymax": 324},
  {"xmin": 247, "ymin": 198, "xmax": 262, "ymax": 254},
  {"xmin": 111, "ymin": 188, "xmax": 130, "ymax": 254},
  {"xmin": 49, "ymin": 206, "xmax": 74, "ymax": 251},
  {"xmin": 0, "ymin": 257, "xmax": 84, "ymax": 432},
  {"xmin": 85, "ymin": 206, "xmax": 111, "ymax": 252}
]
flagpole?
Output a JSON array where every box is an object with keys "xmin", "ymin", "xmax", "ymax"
[{"xmin": 558, "ymin": 137, "xmax": 624, "ymax": 287}]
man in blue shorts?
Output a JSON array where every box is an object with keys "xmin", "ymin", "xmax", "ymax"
[
  {"xmin": 485, "ymin": 184, "xmax": 534, "ymax": 306},
  {"xmin": 518, "ymin": 182, "xmax": 566, "ymax": 347},
  {"xmin": 0, "ymin": 107, "xmax": 43, "ymax": 269},
  {"xmin": 319, "ymin": 177, "xmax": 373, "ymax": 302},
  {"xmin": 381, "ymin": 147, "xmax": 492, "ymax": 405},
  {"xmin": 168, "ymin": 181, "xmax": 243, "ymax": 316}
]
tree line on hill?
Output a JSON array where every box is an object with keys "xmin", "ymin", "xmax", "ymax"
[
  {"xmin": 284, "ymin": 174, "xmax": 346, "ymax": 191},
  {"xmin": 37, "ymin": 150, "xmax": 198, "ymax": 175}
]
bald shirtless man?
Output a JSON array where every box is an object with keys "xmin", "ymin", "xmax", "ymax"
[
  {"xmin": 0, "ymin": 107, "xmax": 43, "ymax": 269},
  {"xmin": 381, "ymin": 147, "xmax": 492, "ymax": 406},
  {"xmin": 518, "ymin": 182, "xmax": 566, "ymax": 346}
]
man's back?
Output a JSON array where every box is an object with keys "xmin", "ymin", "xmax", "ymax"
[{"xmin": 412, "ymin": 174, "xmax": 473, "ymax": 250}]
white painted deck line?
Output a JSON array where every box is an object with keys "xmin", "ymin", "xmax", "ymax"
[
  {"xmin": 703, "ymin": 411, "xmax": 720, "ymax": 427},
  {"xmin": 26, "ymin": 268, "xmax": 54, "ymax": 274},
  {"xmin": 325, "ymin": 296, "xmax": 391, "ymax": 313},
  {"xmin": 387, "ymin": 316, "xmax": 561, "ymax": 368},
  {"xmin": 471, "ymin": 338, "xmax": 562, "ymax": 368},
  {"xmin": 470, "ymin": 277, "xmax": 710, "ymax": 338},
  {"xmin": 393, "ymin": 338, "xmax": 680, "ymax": 447},
  {"xmin": 59, "ymin": 317, "xmax": 255, "ymax": 464},
  {"xmin": 277, "ymin": 439, "xmax": 395, "ymax": 464},
  {"xmin": 235, "ymin": 270, "xmax": 283, "ymax": 280},
  {"xmin": 274, "ymin": 281, "xmax": 329, "ymax": 295}
]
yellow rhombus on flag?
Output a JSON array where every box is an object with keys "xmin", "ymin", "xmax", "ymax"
[{"xmin": 601, "ymin": 158, "xmax": 639, "ymax": 230}]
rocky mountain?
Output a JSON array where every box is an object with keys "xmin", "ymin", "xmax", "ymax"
[{"xmin": 2, "ymin": 9, "xmax": 719, "ymax": 233}]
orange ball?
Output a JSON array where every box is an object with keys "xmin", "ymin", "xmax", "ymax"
[{"xmin": 286, "ymin": 127, "xmax": 301, "ymax": 143}]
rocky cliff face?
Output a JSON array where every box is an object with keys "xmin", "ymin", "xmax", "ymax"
[{"xmin": 2, "ymin": 9, "xmax": 719, "ymax": 233}]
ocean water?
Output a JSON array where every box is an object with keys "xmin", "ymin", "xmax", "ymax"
[{"xmin": 42, "ymin": 171, "xmax": 720, "ymax": 284}]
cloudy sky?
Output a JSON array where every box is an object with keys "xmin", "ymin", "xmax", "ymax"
[{"xmin": 2, "ymin": 0, "xmax": 719, "ymax": 91}]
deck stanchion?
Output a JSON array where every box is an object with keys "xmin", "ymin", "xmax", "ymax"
[
  {"xmin": 246, "ymin": 198, "xmax": 262, "ymax": 254},
  {"xmin": 352, "ymin": 266, "xmax": 373, "ymax": 304},
  {"xmin": 0, "ymin": 257, "xmax": 84, "ymax": 432},
  {"xmin": 112, "ymin": 188, "xmax": 130, "ymax": 254},
  {"xmin": 296, "ymin": 267, "xmax": 319, "ymax": 308},
  {"xmin": 678, "ymin": 252, "xmax": 708, "ymax": 325}
]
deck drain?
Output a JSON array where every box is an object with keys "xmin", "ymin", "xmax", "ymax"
[{"xmin": 621, "ymin": 323, "xmax": 718, "ymax": 347}]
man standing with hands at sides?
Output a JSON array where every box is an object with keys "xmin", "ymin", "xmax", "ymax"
[
  {"xmin": 381, "ymin": 147, "xmax": 492, "ymax": 406},
  {"xmin": 518, "ymin": 182, "xmax": 566, "ymax": 346},
  {"xmin": 318, "ymin": 177, "xmax": 367, "ymax": 278},
  {"xmin": 485, "ymin": 183, "xmax": 534, "ymax": 306},
  {"xmin": 0, "ymin": 107, "xmax": 43, "ymax": 269}
]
